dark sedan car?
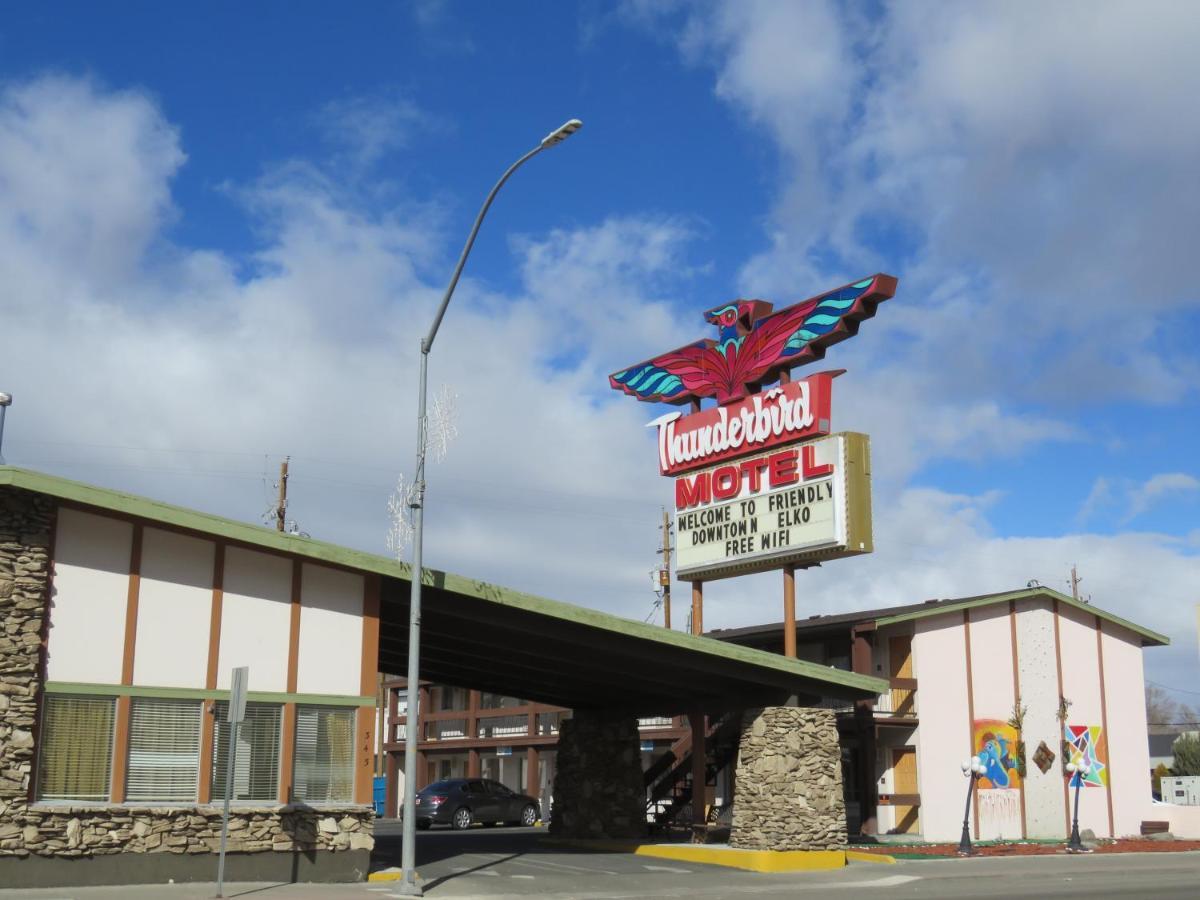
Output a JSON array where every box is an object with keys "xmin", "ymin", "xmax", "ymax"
[{"xmin": 414, "ymin": 778, "xmax": 540, "ymax": 830}]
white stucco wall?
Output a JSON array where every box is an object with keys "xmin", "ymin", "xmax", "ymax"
[
  {"xmin": 46, "ymin": 508, "xmax": 132, "ymax": 684},
  {"xmin": 1058, "ymin": 602, "xmax": 1111, "ymax": 837},
  {"xmin": 1015, "ymin": 597, "xmax": 1067, "ymax": 839},
  {"xmin": 133, "ymin": 527, "xmax": 215, "ymax": 688},
  {"xmin": 295, "ymin": 562, "xmax": 363, "ymax": 696},
  {"xmin": 911, "ymin": 614, "xmax": 971, "ymax": 842},
  {"xmin": 1101, "ymin": 623, "xmax": 1153, "ymax": 836},
  {"xmin": 966, "ymin": 605, "xmax": 1023, "ymax": 840},
  {"xmin": 218, "ymin": 546, "xmax": 292, "ymax": 692}
]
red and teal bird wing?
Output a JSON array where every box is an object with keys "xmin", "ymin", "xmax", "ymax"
[
  {"xmin": 609, "ymin": 342, "xmax": 734, "ymax": 405},
  {"xmin": 734, "ymin": 274, "xmax": 899, "ymax": 388}
]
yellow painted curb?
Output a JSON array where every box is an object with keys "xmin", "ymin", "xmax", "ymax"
[
  {"xmin": 540, "ymin": 838, "xmax": 848, "ymax": 872},
  {"xmin": 367, "ymin": 869, "xmax": 410, "ymax": 882},
  {"xmin": 845, "ymin": 849, "xmax": 897, "ymax": 865}
]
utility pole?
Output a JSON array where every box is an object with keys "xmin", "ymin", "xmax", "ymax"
[
  {"xmin": 275, "ymin": 457, "xmax": 290, "ymax": 533},
  {"xmin": 658, "ymin": 509, "xmax": 672, "ymax": 629},
  {"xmin": 1069, "ymin": 564, "xmax": 1082, "ymax": 601}
]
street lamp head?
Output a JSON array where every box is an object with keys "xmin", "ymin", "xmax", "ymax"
[
  {"xmin": 1066, "ymin": 762, "xmax": 1077, "ymax": 774},
  {"xmin": 961, "ymin": 758, "xmax": 973, "ymax": 773},
  {"xmin": 0, "ymin": 392, "xmax": 11, "ymax": 407},
  {"xmin": 541, "ymin": 118, "xmax": 583, "ymax": 147}
]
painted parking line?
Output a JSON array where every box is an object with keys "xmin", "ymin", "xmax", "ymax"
[
  {"xmin": 643, "ymin": 863, "xmax": 694, "ymax": 873},
  {"xmin": 507, "ymin": 856, "xmax": 621, "ymax": 876},
  {"xmin": 805, "ymin": 874, "xmax": 921, "ymax": 889}
]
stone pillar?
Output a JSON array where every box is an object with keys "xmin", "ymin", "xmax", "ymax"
[
  {"xmin": 548, "ymin": 710, "xmax": 645, "ymax": 840},
  {"xmin": 730, "ymin": 707, "xmax": 846, "ymax": 851},
  {"xmin": 0, "ymin": 488, "xmax": 55, "ymax": 850}
]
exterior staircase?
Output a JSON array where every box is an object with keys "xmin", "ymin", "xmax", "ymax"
[{"xmin": 644, "ymin": 711, "xmax": 741, "ymax": 828}]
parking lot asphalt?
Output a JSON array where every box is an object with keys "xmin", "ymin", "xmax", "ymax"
[{"xmin": 1, "ymin": 824, "xmax": 1199, "ymax": 899}]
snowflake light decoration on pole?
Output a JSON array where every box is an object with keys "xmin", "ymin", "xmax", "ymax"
[
  {"xmin": 427, "ymin": 384, "xmax": 459, "ymax": 463},
  {"xmin": 386, "ymin": 474, "xmax": 416, "ymax": 559},
  {"xmin": 387, "ymin": 384, "xmax": 457, "ymax": 556}
]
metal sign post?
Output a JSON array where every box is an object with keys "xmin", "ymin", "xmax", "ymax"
[{"xmin": 216, "ymin": 666, "xmax": 248, "ymax": 898}]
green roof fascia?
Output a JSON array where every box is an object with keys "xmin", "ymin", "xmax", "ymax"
[
  {"xmin": 1, "ymin": 466, "xmax": 887, "ymax": 698},
  {"xmin": 874, "ymin": 587, "xmax": 1170, "ymax": 648}
]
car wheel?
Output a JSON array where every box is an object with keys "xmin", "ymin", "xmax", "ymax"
[
  {"xmin": 451, "ymin": 807, "xmax": 473, "ymax": 830},
  {"xmin": 520, "ymin": 804, "xmax": 538, "ymax": 827}
]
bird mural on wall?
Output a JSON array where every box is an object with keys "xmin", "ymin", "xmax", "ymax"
[{"xmin": 609, "ymin": 273, "xmax": 898, "ymax": 406}]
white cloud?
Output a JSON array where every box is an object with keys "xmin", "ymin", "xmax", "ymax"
[
  {"xmin": 629, "ymin": 1, "xmax": 1200, "ymax": 408},
  {"xmin": 0, "ymin": 74, "xmax": 692, "ymax": 628},
  {"xmin": 315, "ymin": 91, "xmax": 432, "ymax": 171},
  {"xmin": 1076, "ymin": 472, "xmax": 1200, "ymax": 525},
  {"xmin": 1127, "ymin": 473, "xmax": 1200, "ymax": 520},
  {"xmin": 2, "ymin": 67, "xmax": 1195, "ymax": 700}
]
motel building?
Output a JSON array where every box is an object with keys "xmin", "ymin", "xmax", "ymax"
[
  {"xmin": 2, "ymin": 465, "xmax": 893, "ymax": 889},
  {"xmin": 708, "ymin": 589, "xmax": 1188, "ymax": 842}
]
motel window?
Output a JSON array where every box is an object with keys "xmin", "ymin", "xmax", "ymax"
[
  {"xmin": 292, "ymin": 705, "xmax": 355, "ymax": 803},
  {"xmin": 211, "ymin": 702, "xmax": 282, "ymax": 803},
  {"xmin": 126, "ymin": 698, "xmax": 202, "ymax": 803},
  {"xmin": 37, "ymin": 694, "xmax": 116, "ymax": 802}
]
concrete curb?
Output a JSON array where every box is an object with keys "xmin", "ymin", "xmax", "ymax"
[{"xmin": 539, "ymin": 838, "xmax": 896, "ymax": 872}]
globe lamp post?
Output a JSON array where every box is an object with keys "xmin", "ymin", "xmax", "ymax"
[
  {"xmin": 957, "ymin": 755, "xmax": 986, "ymax": 855},
  {"xmin": 1065, "ymin": 760, "xmax": 1093, "ymax": 852}
]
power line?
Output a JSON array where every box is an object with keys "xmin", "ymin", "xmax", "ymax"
[{"xmin": 1148, "ymin": 680, "xmax": 1200, "ymax": 698}]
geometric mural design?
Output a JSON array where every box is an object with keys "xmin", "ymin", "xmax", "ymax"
[
  {"xmin": 1064, "ymin": 724, "xmax": 1107, "ymax": 788},
  {"xmin": 973, "ymin": 719, "xmax": 1022, "ymax": 790}
]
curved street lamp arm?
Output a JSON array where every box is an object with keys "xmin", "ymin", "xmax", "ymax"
[{"xmin": 422, "ymin": 143, "xmax": 545, "ymax": 354}]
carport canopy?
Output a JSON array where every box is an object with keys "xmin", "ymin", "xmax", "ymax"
[
  {"xmin": 1, "ymin": 465, "xmax": 887, "ymax": 717},
  {"xmin": 376, "ymin": 570, "xmax": 885, "ymax": 716}
]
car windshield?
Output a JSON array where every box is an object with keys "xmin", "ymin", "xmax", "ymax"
[{"xmin": 421, "ymin": 781, "xmax": 462, "ymax": 794}]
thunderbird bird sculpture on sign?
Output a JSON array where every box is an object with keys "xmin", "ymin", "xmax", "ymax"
[{"xmin": 609, "ymin": 274, "xmax": 897, "ymax": 406}]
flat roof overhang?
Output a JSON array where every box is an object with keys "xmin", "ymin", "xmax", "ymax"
[
  {"xmin": 376, "ymin": 574, "xmax": 886, "ymax": 717},
  {"xmin": 2, "ymin": 466, "xmax": 887, "ymax": 716}
]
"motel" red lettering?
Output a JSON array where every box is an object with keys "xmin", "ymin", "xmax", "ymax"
[{"xmin": 675, "ymin": 444, "xmax": 834, "ymax": 510}]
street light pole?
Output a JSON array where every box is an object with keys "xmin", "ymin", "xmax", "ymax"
[
  {"xmin": 395, "ymin": 118, "xmax": 583, "ymax": 897},
  {"xmin": 957, "ymin": 755, "xmax": 985, "ymax": 856},
  {"xmin": 0, "ymin": 393, "xmax": 11, "ymax": 465}
]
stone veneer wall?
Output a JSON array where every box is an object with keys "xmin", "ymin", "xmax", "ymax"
[
  {"xmin": 0, "ymin": 487, "xmax": 373, "ymax": 884},
  {"xmin": 1, "ymin": 805, "xmax": 373, "ymax": 857},
  {"xmin": 549, "ymin": 710, "xmax": 646, "ymax": 840},
  {"xmin": 0, "ymin": 487, "xmax": 54, "ymax": 834},
  {"xmin": 730, "ymin": 706, "xmax": 846, "ymax": 851}
]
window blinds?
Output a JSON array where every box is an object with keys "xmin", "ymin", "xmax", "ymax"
[
  {"xmin": 292, "ymin": 705, "xmax": 355, "ymax": 803},
  {"xmin": 211, "ymin": 701, "xmax": 282, "ymax": 802},
  {"xmin": 37, "ymin": 695, "xmax": 115, "ymax": 802},
  {"xmin": 126, "ymin": 698, "xmax": 202, "ymax": 803}
]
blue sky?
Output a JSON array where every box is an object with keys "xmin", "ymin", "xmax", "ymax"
[{"xmin": 1, "ymin": 1, "xmax": 1197, "ymax": 697}]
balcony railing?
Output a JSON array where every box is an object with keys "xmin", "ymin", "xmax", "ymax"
[
  {"xmin": 477, "ymin": 714, "xmax": 529, "ymax": 739},
  {"xmin": 424, "ymin": 718, "xmax": 468, "ymax": 741},
  {"xmin": 875, "ymin": 678, "xmax": 918, "ymax": 717},
  {"xmin": 637, "ymin": 716, "xmax": 674, "ymax": 729}
]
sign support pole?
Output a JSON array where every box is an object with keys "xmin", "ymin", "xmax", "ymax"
[
  {"xmin": 783, "ymin": 565, "xmax": 796, "ymax": 658},
  {"xmin": 215, "ymin": 666, "xmax": 249, "ymax": 899},
  {"xmin": 691, "ymin": 581, "xmax": 703, "ymax": 636}
]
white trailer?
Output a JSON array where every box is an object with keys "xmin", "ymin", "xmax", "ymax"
[{"xmin": 1161, "ymin": 776, "xmax": 1200, "ymax": 806}]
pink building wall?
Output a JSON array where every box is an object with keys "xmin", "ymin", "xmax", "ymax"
[
  {"xmin": 900, "ymin": 594, "xmax": 1158, "ymax": 842},
  {"xmin": 1101, "ymin": 624, "xmax": 1153, "ymax": 836},
  {"xmin": 965, "ymin": 605, "xmax": 1022, "ymax": 840},
  {"xmin": 910, "ymin": 615, "xmax": 972, "ymax": 842},
  {"xmin": 1058, "ymin": 602, "xmax": 1111, "ymax": 836}
]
